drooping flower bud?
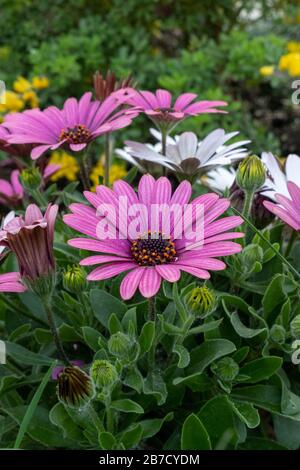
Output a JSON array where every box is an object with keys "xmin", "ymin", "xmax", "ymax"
[
  {"xmin": 90, "ymin": 360, "xmax": 118, "ymax": 389},
  {"xmin": 57, "ymin": 365, "xmax": 95, "ymax": 409},
  {"xmin": 63, "ymin": 265, "xmax": 87, "ymax": 293},
  {"xmin": 185, "ymin": 286, "xmax": 216, "ymax": 318},
  {"xmin": 20, "ymin": 167, "xmax": 42, "ymax": 191},
  {"xmin": 211, "ymin": 357, "xmax": 239, "ymax": 382},
  {"xmin": 236, "ymin": 155, "xmax": 266, "ymax": 192},
  {"xmin": 108, "ymin": 332, "xmax": 132, "ymax": 358},
  {"xmin": 291, "ymin": 315, "xmax": 300, "ymax": 339}
]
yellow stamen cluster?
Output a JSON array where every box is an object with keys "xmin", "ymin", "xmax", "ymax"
[
  {"xmin": 60, "ymin": 124, "xmax": 91, "ymax": 144},
  {"xmin": 131, "ymin": 231, "xmax": 177, "ymax": 266}
]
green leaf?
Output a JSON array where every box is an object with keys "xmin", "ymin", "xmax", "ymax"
[
  {"xmin": 49, "ymin": 403, "xmax": 83, "ymax": 441},
  {"xmin": 188, "ymin": 319, "xmax": 223, "ymax": 335},
  {"xmin": 230, "ymin": 401, "xmax": 260, "ymax": 429},
  {"xmin": 81, "ymin": 326, "xmax": 104, "ymax": 352},
  {"xmin": 110, "ymin": 399, "xmax": 144, "ymax": 414},
  {"xmin": 108, "ymin": 313, "xmax": 123, "ymax": 335},
  {"xmin": 172, "ymin": 282, "xmax": 187, "ymax": 322},
  {"xmin": 238, "ymin": 356, "xmax": 282, "ymax": 383},
  {"xmin": 123, "ymin": 165, "xmax": 138, "ymax": 183},
  {"xmin": 173, "ymin": 344, "xmax": 190, "ymax": 368},
  {"xmin": 14, "ymin": 363, "xmax": 55, "ymax": 448},
  {"xmin": 263, "ymin": 274, "xmax": 298, "ymax": 323},
  {"xmin": 6, "ymin": 342, "xmax": 53, "ymax": 366},
  {"xmin": 231, "ymin": 385, "xmax": 281, "ymax": 414},
  {"xmin": 8, "ymin": 323, "xmax": 31, "ymax": 342},
  {"xmin": 232, "ymin": 346, "xmax": 249, "ymax": 364},
  {"xmin": 181, "ymin": 413, "xmax": 211, "ymax": 450},
  {"xmin": 238, "ymin": 437, "xmax": 288, "ymax": 450},
  {"xmin": 120, "ymin": 424, "xmax": 142, "ymax": 449},
  {"xmin": 90, "ymin": 289, "xmax": 126, "ymax": 327},
  {"xmin": 139, "ymin": 321, "xmax": 155, "ymax": 354},
  {"xmin": 99, "ymin": 431, "xmax": 116, "ymax": 450},
  {"xmin": 121, "ymin": 307, "xmax": 137, "ymax": 335},
  {"xmin": 139, "ymin": 412, "xmax": 173, "ymax": 440},
  {"xmin": 188, "ymin": 339, "xmax": 236, "ymax": 375},
  {"xmin": 123, "ymin": 366, "xmax": 144, "ymax": 393},
  {"xmin": 198, "ymin": 396, "xmax": 239, "ymax": 449},
  {"xmin": 143, "ymin": 372, "xmax": 168, "ymax": 405}
]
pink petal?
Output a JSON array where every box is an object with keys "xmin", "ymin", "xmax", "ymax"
[
  {"xmin": 154, "ymin": 177, "xmax": 172, "ymax": 204},
  {"xmin": 138, "ymin": 174, "xmax": 155, "ymax": 206},
  {"xmin": 70, "ymin": 143, "xmax": 87, "ymax": 152},
  {"xmin": 10, "ymin": 170, "xmax": 23, "ymax": 197},
  {"xmin": 173, "ymin": 93, "xmax": 197, "ymax": 111},
  {"xmin": 175, "ymin": 265, "xmax": 210, "ymax": 279},
  {"xmin": 139, "ymin": 267, "xmax": 161, "ymax": 298},
  {"xmin": 80, "ymin": 255, "xmax": 130, "ymax": 265},
  {"xmin": 156, "ymin": 89, "xmax": 172, "ymax": 109},
  {"xmin": 170, "ymin": 180, "xmax": 192, "ymax": 205},
  {"xmin": 120, "ymin": 267, "xmax": 144, "ymax": 300},
  {"xmin": 155, "ymin": 264, "xmax": 181, "ymax": 282},
  {"xmin": 25, "ymin": 204, "xmax": 43, "ymax": 225},
  {"xmin": 68, "ymin": 237, "xmax": 130, "ymax": 256},
  {"xmin": 31, "ymin": 144, "xmax": 52, "ymax": 160},
  {"xmin": 87, "ymin": 262, "xmax": 135, "ymax": 281},
  {"xmin": 0, "ymin": 272, "xmax": 21, "ymax": 283}
]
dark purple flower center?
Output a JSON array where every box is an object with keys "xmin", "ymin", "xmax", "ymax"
[
  {"xmin": 60, "ymin": 124, "xmax": 91, "ymax": 144},
  {"xmin": 131, "ymin": 231, "xmax": 177, "ymax": 266}
]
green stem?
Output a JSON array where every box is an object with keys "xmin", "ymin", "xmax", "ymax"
[
  {"xmin": 43, "ymin": 297, "xmax": 70, "ymax": 365},
  {"xmin": 233, "ymin": 207, "xmax": 300, "ymax": 281},
  {"xmin": 31, "ymin": 188, "xmax": 48, "ymax": 207},
  {"xmin": 104, "ymin": 133, "xmax": 111, "ymax": 187},
  {"xmin": 242, "ymin": 189, "xmax": 254, "ymax": 244},
  {"xmin": 148, "ymin": 296, "xmax": 155, "ymax": 321},
  {"xmin": 79, "ymin": 155, "xmax": 90, "ymax": 190},
  {"xmin": 105, "ymin": 396, "xmax": 114, "ymax": 433},
  {"xmin": 285, "ymin": 230, "xmax": 298, "ymax": 258}
]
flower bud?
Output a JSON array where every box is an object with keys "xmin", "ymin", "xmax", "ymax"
[
  {"xmin": 236, "ymin": 155, "xmax": 266, "ymax": 192},
  {"xmin": 20, "ymin": 167, "xmax": 42, "ymax": 190},
  {"xmin": 90, "ymin": 360, "xmax": 118, "ymax": 389},
  {"xmin": 270, "ymin": 324, "xmax": 286, "ymax": 344},
  {"xmin": 291, "ymin": 315, "xmax": 300, "ymax": 339},
  {"xmin": 57, "ymin": 365, "xmax": 95, "ymax": 409},
  {"xmin": 63, "ymin": 265, "xmax": 87, "ymax": 293},
  {"xmin": 108, "ymin": 332, "xmax": 132, "ymax": 358},
  {"xmin": 211, "ymin": 357, "xmax": 239, "ymax": 382},
  {"xmin": 185, "ymin": 286, "xmax": 216, "ymax": 318}
]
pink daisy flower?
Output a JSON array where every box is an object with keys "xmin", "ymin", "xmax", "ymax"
[
  {"xmin": 264, "ymin": 181, "xmax": 300, "ymax": 231},
  {"xmin": 0, "ymin": 272, "xmax": 26, "ymax": 293},
  {"xmin": 0, "ymin": 170, "xmax": 23, "ymax": 206},
  {"xmin": 127, "ymin": 89, "xmax": 227, "ymax": 130},
  {"xmin": 63, "ymin": 175, "xmax": 243, "ymax": 300},
  {"xmin": 0, "ymin": 203, "xmax": 58, "ymax": 281},
  {"xmin": 3, "ymin": 90, "xmax": 138, "ymax": 161}
]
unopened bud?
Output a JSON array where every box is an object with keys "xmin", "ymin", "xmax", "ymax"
[
  {"xmin": 63, "ymin": 265, "xmax": 87, "ymax": 293},
  {"xmin": 108, "ymin": 332, "xmax": 132, "ymax": 358},
  {"xmin": 90, "ymin": 360, "xmax": 118, "ymax": 389},
  {"xmin": 270, "ymin": 324, "xmax": 286, "ymax": 344},
  {"xmin": 185, "ymin": 286, "xmax": 216, "ymax": 317},
  {"xmin": 291, "ymin": 315, "xmax": 300, "ymax": 339},
  {"xmin": 236, "ymin": 155, "xmax": 266, "ymax": 192},
  {"xmin": 211, "ymin": 357, "xmax": 239, "ymax": 382},
  {"xmin": 20, "ymin": 167, "xmax": 42, "ymax": 190}
]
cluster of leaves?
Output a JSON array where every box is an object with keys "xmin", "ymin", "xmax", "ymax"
[{"xmin": 1, "ymin": 193, "xmax": 300, "ymax": 450}]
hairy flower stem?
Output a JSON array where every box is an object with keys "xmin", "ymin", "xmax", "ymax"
[
  {"xmin": 242, "ymin": 189, "xmax": 254, "ymax": 244},
  {"xmin": 30, "ymin": 188, "xmax": 48, "ymax": 208},
  {"xmin": 104, "ymin": 396, "xmax": 114, "ymax": 433},
  {"xmin": 148, "ymin": 296, "xmax": 156, "ymax": 321},
  {"xmin": 104, "ymin": 133, "xmax": 111, "ymax": 187},
  {"xmin": 79, "ymin": 156, "xmax": 90, "ymax": 191},
  {"xmin": 44, "ymin": 296, "xmax": 70, "ymax": 365}
]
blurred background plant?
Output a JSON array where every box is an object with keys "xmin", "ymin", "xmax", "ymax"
[{"xmin": 0, "ymin": 0, "xmax": 300, "ymax": 187}]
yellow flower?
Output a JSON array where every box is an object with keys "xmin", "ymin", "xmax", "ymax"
[
  {"xmin": 49, "ymin": 151, "xmax": 79, "ymax": 182},
  {"xmin": 0, "ymin": 46, "xmax": 10, "ymax": 59},
  {"xmin": 13, "ymin": 76, "xmax": 31, "ymax": 94},
  {"xmin": 23, "ymin": 90, "xmax": 39, "ymax": 108},
  {"xmin": 287, "ymin": 41, "xmax": 300, "ymax": 53},
  {"xmin": 259, "ymin": 65, "xmax": 274, "ymax": 77},
  {"xmin": 90, "ymin": 159, "xmax": 127, "ymax": 191},
  {"xmin": 0, "ymin": 90, "xmax": 24, "ymax": 113},
  {"xmin": 32, "ymin": 76, "xmax": 49, "ymax": 89},
  {"xmin": 279, "ymin": 52, "xmax": 300, "ymax": 76}
]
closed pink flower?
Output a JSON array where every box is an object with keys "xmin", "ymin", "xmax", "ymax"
[
  {"xmin": 0, "ymin": 170, "xmax": 23, "ymax": 206},
  {"xmin": 128, "ymin": 89, "xmax": 227, "ymax": 130},
  {"xmin": 0, "ymin": 204, "xmax": 58, "ymax": 281},
  {"xmin": 0, "ymin": 272, "xmax": 26, "ymax": 293},
  {"xmin": 4, "ymin": 90, "xmax": 138, "ymax": 160},
  {"xmin": 64, "ymin": 175, "xmax": 243, "ymax": 300},
  {"xmin": 264, "ymin": 181, "xmax": 300, "ymax": 231}
]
